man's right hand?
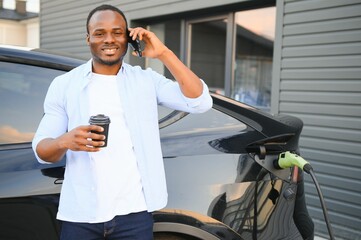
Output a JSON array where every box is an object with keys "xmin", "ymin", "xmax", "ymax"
[
  {"xmin": 36, "ymin": 125, "xmax": 105, "ymax": 163},
  {"xmin": 61, "ymin": 125, "xmax": 106, "ymax": 151}
]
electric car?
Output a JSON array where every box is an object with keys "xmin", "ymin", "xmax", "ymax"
[{"xmin": 0, "ymin": 45, "xmax": 314, "ymax": 240}]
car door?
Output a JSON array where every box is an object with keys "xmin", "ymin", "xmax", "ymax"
[{"xmin": 0, "ymin": 60, "xmax": 66, "ymax": 240}]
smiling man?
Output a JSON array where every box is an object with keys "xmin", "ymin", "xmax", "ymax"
[
  {"xmin": 87, "ymin": 8, "xmax": 128, "ymax": 72},
  {"xmin": 32, "ymin": 4, "xmax": 212, "ymax": 240}
]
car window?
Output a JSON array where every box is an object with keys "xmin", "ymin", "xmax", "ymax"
[
  {"xmin": 160, "ymin": 107, "xmax": 246, "ymax": 136},
  {"xmin": 0, "ymin": 62, "xmax": 65, "ymax": 145},
  {"xmin": 159, "ymin": 106, "xmax": 248, "ymax": 157}
]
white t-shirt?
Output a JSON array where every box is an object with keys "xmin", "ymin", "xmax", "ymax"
[{"xmin": 86, "ymin": 72, "xmax": 147, "ymax": 221}]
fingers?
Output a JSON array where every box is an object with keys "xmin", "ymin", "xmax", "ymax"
[
  {"xmin": 86, "ymin": 124, "xmax": 104, "ymax": 133},
  {"xmin": 128, "ymin": 27, "xmax": 168, "ymax": 59},
  {"xmin": 87, "ymin": 131, "xmax": 106, "ymax": 145},
  {"xmin": 128, "ymin": 27, "xmax": 152, "ymax": 41},
  {"xmin": 128, "ymin": 27, "xmax": 141, "ymax": 40},
  {"xmin": 67, "ymin": 125, "xmax": 106, "ymax": 151},
  {"xmin": 85, "ymin": 138, "xmax": 105, "ymax": 149},
  {"xmin": 132, "ymin": 51, "xmax": 139, "ymax": 57},
  {"xmin": 87, "ymin": 130, "xmax": 105, "ymax": 141},
  {"xmin": 85, "ymin": 125, "xmax": 106, "ymax": 148}
]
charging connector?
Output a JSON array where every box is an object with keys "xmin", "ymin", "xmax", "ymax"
[
  {"xmin": 274, "ymin": 151, "xmax": 335, "ymax": 240},
  {"xmin": 274, "ymin": 151, "xmax": 313, "ymax": 173}
]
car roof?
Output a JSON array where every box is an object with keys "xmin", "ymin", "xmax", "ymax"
[{"xmin": 0, "ymin": 45, "xmax": 85, "ymax": 71}]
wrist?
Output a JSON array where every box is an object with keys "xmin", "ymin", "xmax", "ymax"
[
  {"xmin": 158, "ymin": 47, "xmax": 172, "ymax": 61},
  {"xmin": 57, "ymin": 135, "xmax": 68, "ymax": 151}
]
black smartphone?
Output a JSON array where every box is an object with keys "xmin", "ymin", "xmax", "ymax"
[{"xmin": 127, "ymin": 29, "xmax": 142, "ymax": 57}]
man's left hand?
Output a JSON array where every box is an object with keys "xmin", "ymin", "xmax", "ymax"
[{"xmin": 128, "ymin": 27, "xmax": 169, "ymax": 59}]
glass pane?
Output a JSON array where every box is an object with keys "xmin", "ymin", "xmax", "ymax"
[
  {"xmin": 190, "ymin": 19, "xmax": 227, "ymax": 94},
  {"xmin": 160, "ymin": 107, "xmax": 247, "ymax": 156},
  {"xmin": 0, "ymin": 62, "xmax": 65, "ymax": 144},
  {"xmin": 233, "ymin": 7, "xmax": 276, "ymax": 111},
  {"xmin": 146, "ymin": 20, "xmax": 181, "ymax": 79},
  {"xmin": 147, "ymin": 20, "xmax": 183, "ymax": 120}
]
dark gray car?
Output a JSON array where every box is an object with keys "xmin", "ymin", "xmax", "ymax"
[{"xmin": 0, "ymin": 46, "xmax": 314, "ymax": 240}]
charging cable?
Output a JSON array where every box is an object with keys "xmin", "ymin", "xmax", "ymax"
[{"xmin": 274, "ymin": 151, "xmax": 335, "ymax": 240}]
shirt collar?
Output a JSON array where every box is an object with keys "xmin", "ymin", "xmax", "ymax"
[{"xmin": 80, "ymin": 59, "xmax": 125, "ymax": 90}]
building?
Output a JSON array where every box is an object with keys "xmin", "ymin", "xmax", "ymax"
[
  {"xmin": 40, "ymin": 0, "xmax": 361, "ymax": 239},
  {"xmin": 0, "ymin": 0, "xmax": 39, "ymax": 48}
]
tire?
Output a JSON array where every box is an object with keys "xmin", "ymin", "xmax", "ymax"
[{"xmin": 154, "ymin": 232, "xmax": 200, "ymax": 240}]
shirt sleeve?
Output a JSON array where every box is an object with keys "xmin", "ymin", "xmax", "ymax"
[
  {"xmin": 32, "ymin": 77, "xmax": 68, "ymax": 164},
  {"xmin": 150, "ymin": 69, "xmax": 213, "ymax": 113}
]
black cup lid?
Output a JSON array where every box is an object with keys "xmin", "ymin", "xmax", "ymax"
[{"xmin": 89, "ymin": 114, "xmax": 110, "ymax": 124}]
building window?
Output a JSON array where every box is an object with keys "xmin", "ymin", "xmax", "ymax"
[
  {"xmin": 233, "ymin": 7, "xmax": 276, "ymax": 110},
  {"xmin": 145, "ymin": 20, "xmax": 181, "ymax": 79},
  {"xmin": 135, "ymin": 5, "xmax": 276, "ymax": 111},
  {"xmin": 187, "ymin": 17, "xmax": 227, "ymax": 95}
]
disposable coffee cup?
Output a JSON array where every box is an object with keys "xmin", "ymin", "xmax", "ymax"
[{"xmin": 89, "ymin": 114, "xmax": 111, "ymax": 147}]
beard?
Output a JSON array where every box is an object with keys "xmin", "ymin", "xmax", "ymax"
[
  {"xmin": 94, "ymin": 55, "xmax": 122, "ymax": 66},
  {"xmin": 91, "ymin": 46, "xmax": 128, "ymax": 66}
]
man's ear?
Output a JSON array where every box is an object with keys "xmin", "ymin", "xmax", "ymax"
[{"xmin": 86, "ymin": 34, "xmax": 90, "ymax": 45}]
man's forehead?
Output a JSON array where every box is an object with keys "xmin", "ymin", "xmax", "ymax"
[{"xmin": 89, "ymin": 10, "xmax": 126, "ymax": 27}]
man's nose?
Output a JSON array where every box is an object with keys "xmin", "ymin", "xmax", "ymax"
[{"xmin": 104, "ymin": 33, "xmax": 115, "ymax": 43}]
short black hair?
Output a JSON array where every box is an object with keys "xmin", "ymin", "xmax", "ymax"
[{"xmin": 86, "ymin": 4, "xmax": 128, "ymax": 34}]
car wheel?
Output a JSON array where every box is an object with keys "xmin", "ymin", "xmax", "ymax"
[{"xmin": 154, "ymin": 232, "xmax": 200, "ymax": 240}]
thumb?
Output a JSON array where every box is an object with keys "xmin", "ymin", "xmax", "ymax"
[{"xmin": 131, "ymin": 50, "xmax": 143, "ymax": 58}]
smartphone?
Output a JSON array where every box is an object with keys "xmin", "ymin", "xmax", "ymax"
[{"xmin": 127, "ymin": 29, "xmax": 142, "ymax": 57}]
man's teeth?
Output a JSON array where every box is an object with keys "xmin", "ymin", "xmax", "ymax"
[{"xmin": 104, "ymin": 48, "xmax": 116, "ymax": 53}]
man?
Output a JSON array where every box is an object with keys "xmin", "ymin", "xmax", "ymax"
[{"xmin": 32, "ymin": 4, "xmax": 212, "ymax": 240}]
